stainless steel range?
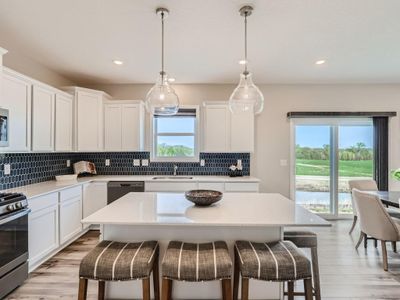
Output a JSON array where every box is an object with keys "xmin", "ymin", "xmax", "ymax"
[{"xmin": 0, "ymin": 193, "xmax": 30, "ymax": 298}]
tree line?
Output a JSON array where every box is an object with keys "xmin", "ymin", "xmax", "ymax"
[{"xmin": 296, "ymin": 142, "xmax": 373, "ymax": 161}]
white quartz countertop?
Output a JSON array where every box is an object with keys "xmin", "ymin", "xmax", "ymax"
[
  {"xmin": 82, "ymin": 192, "xmax": 330, "ymax": 227},
  {"xmin": 1, "ymin": 175, "xmax": 260, "ymax": 199}
]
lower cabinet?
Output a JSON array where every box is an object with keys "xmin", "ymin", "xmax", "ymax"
[
  {"xmin": 28, "ymin": 192, "xmax": 59, "ymax": 269},
  {"xmin": 59, "ymin": 187, "xmax": 83, "ymax": 245},
  {"xmin": 82, "ymin": 182, "xmax": 107, "ymax": 229}
]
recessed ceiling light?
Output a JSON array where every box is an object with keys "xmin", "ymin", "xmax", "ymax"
[
  {"xmin": 238, "ymin": 59, "xmax": 248, "ymax": 65},
  {"xmin": 315, "ymin": 60, "xmax": 326, "ymax": 65},
  {"xmin": 113, "ymin": 60, "xmax": 123, "ymax": 65},
  {"xmin": 167, "ymin": 77, "xmax": 175, "ymax": 82}
]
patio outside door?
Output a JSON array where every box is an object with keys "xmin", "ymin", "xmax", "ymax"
[{"xmin": 291, "ymin": 118, "xmax": 374, "ymax": 218}]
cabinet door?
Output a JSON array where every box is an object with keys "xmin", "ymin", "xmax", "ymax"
[
  {"xmin": 230, "ymin": 110, "xmax": 254, "ymax": 152},
  {"xmin": 55, "ymin": 93, "xmax": 73, "ymax": 151},
  {"xmin": 76, "ymin": 91, "xmax": 103, "ymax": 151},
  {"xmin": 0, "ymin": 70, "xmax": 31, "ymax": 151},
  {"xmin": 32, "ymin": 85, "xmax": 55, "ymax": 151},
  {"xmin": 104, "ymin": 104, "xmax": 122, "ymax": 151},
  {"xmin": 59, "ymin": 195, "xmax": 82, "ymax": 244},
  {"xmin": 121, "ymin": 104, "xmax": 143, "ymax": 151},
  {"xmin": 83, "ymin": 182, "xmax": 107, "ymax": 228},
  {"xmin": 29, "ymin": 204, "xmax": 59, "ymax": 268},
  {"xmin": 198, "ymin": 182, "xmax": 225, "ymax": 192},
  {"xmin": 203, "ymin": 104, "xmax": 230, "ymax": 152}
]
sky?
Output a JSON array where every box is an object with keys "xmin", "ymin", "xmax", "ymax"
[
  {"xmin": 156, "ymin": 117, "xmax": 195, "ymax": 148},
  {"xmin": 296, "ymin": 125, "xmax": 373, "ymax": 148}
]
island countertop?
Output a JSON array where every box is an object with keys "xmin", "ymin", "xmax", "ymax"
[{"xmin": 82, "ymin": 192, "xmax": 330, "ymax": 227}]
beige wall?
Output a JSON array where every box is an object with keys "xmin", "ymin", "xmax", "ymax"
[
  {"xmin": 89, "ymin": 83, "xmax": 400, "ymax": 196},
  {"xmin": 2, "ymin": 48, "xmax": 75, "ymax": 87}
]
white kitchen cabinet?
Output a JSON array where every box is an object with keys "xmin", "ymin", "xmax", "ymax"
[
  {"xmin": 0, "ymin": 68, "xmax": 32, "ymax": 152},
  {"xmin": 64, "ymin": 87, "xmax": 111, "ymax": 151},
  {"xmin": 32, "ymin": 84, "xmax": 55, "ymax": 151},
  {"xmin": 83, "ymin": 182, "xmax": 107, "ymax": 229},
  {"xmin": 28, "ymin": 192, "xmax": 59, "ymax": 270},
  {"xmin": 59, "ymin": 186, "xmax": 82, "ymax": 245},
  {"xmin": 55, "ymin": 93, "xmax": 73, "ymax": 151},
  {"xmin": 203, "ymin": 102, "xmax": 255, "ymax": 152},
  {"xmin": 198, "ymin": 182, "xmax": 225, "ymax": 192},
  {"xmin": 145, "ymin": 181, "xmax": 197, "ymax": 192},
  {"xmin": 225, "ymin": 182, "xmax": 259, "ymax": 192},
  {"xmin": 104, "ymin": 101, "xmax": 144, "ymax": 151}
]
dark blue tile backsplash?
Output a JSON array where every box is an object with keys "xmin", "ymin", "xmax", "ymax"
[{"xmin": 0, "ymin": 152, "xmax": 250, "ymax": 190}]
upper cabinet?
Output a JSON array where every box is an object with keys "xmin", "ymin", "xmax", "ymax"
[
  {"xmin": 1, "ymin": 68, "xmax": 32, "ymax": 152},
  {"xmin": 203, "ymin": 102, "xmax": 254, "ymax": 152},
  {"xmin": 64, "ymin": 87, "xmax": 111, "ymax": 152},
  {"xmin": 54, "ymin": 93, "xmax": 73, "ymax": 151},
  {"xmin": 104, "ymin": 101, "xmax": 144, "ymax": 151},
  {"xmin": 32, "ymin": 84, "xmax": 55, "ymax": 151}
]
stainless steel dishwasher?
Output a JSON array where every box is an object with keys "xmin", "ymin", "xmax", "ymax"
[{"xmin": 107, "ymin": 181, "xmax": 145, "ymax": 204}]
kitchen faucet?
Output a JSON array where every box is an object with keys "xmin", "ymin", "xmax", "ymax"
[{"xmin": 173, "ymin": 165, "xmax": 178, "ymax": 176}]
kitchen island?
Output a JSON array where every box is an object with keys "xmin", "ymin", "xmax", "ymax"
[{"xmin": 82, "ymin": 192, "xmax": 330, "ymax": 300}]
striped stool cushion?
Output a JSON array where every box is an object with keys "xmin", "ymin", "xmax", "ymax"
[
  {"xmin": 79, "ymin": 240, "xmax": 158, "ymax": 281},
  {"xmin": 284, "ymin": 231, "xmax": 317, "ymax": 248},
  {"xmin": 162, "ymin": 241, "xmax": 232, "ymax": 282},
  {"xmin": 235, "ymin": 240, "xmax": 311, "ymax": 282}
]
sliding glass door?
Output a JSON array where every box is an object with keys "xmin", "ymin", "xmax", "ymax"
[{"xmin": 292, "ymin": 118, "xmax": 373, "ymax": 218}]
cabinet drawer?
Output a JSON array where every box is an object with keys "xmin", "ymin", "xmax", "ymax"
[
  {"xmin": 198, "ymin": 182, "xmax": 225, "ymax": 192},
  {"xmin": 28, "ymin": 192, "xmax": 58, "ymax": 212},
  {"xmin": 145, "ymin": 182, "xmax": 197, "ymax": 192},
  {"xmin": 60, "ymin": 186, "xmax": 82, "ymax": 202},
  {"xmin": 224, "ymin": 182, "xmax": 259, "ymax": 192}
]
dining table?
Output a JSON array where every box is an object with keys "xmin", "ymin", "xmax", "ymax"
[{"xmin": 366, "ymin": 191, "xmax": 400, "ymax": 208}]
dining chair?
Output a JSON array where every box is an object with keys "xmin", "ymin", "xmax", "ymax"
[{"xmin": 352, "ymin": 189, "xmax": 400, "ymax": 271}]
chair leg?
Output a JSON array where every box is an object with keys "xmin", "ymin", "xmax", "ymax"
[
  {"xmin": 233, "ymin": 248, "xmax": 240, "ymax": 300},
  {"xmin": 98, "ymin": 281, "xmax": 105, "ymax": 300},
  {"xmin": 142, "ymin": 278, "xmax": 151, "ymax": 300},
  {"xmin": 349, "ymin": 215, "xmax": 358, "ymax": 234},
  {"xmin": 381, "ymin": 240, "xmax": 389, "ymax": 271},
  {"xmin": 364, "ymin": 233, "xmax": 368, "ymax": 249},
  {"xmin": 304, "ymin": 278, "xmax": 313, "ymax": 300},
  {"xmin": 221, "ymin": 279, "xmax": 232, "ymax": 300},
  {"xmin": 287, "ymin": 281, "xmax": 294, "ymax": 300},
  {"xmin": 78, "ymin": 278, "xmax": 88, "ymax": 300},
  {"xmin": 392, "ymin": 241, "xmax": 397, "ymax": 253},
  {"xmin": 311, "ymin": 247, "xmax": 321, "ymax": 300},
  {"xmin": 355, "ymin": 231, "xmax": 364, "ymax": 250},
  {"xmin": 161, "ymin": 278, "xmax": 172, "ymax": 300},
  {"xmin": 374, "ymin": 238, "xmax": 378, "ymax": 248},
  {"xmin": 241, "ymin": 277, "xmax": 249, "ymax": 300},
  {"xmin": 153, "ymin": 249, "xmax": 160, "ymax": 300}
]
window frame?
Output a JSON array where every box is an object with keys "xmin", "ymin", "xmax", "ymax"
[{"xmin": 150, "ymin": 105, "xmax": 200, "ymax": 162}]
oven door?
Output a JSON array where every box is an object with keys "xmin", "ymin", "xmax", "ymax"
[
  {"xmin": 0, "ymin": 209, "xmax": 30, "ymax": 276},
  {"xmin": 0, "ymin": 108, "xmax": 9, "ymax": 147}
]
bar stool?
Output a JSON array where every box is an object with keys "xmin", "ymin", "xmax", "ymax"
[
  {"xmin": 78, "ymin": 240, "xmax": 159, "ymax": 300},
  {"xmin": 233, "ymin": 240, "xmax": 313, "ymax": 300},
  {"xmin": 284, "ymin": 230, "xmax": 321, "ymax": 300},
  {"xmin": 161, "ymin": 241, "xmax": 232, "ymax": 300}
]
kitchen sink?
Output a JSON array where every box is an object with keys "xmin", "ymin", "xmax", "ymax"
[{"xmin": 152, "ymin": 176, "xmax": 193, "ymax": 180}]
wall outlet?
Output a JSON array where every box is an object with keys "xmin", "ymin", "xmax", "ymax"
[
  {"xmin": 133, "ymin": 159, "xmax": 140, "ymax": 166},
  {"xmin": 280, "ymin": 159, "xmax": 288, "ymax": 167},
  {"xmin": 105, "ymin": 159, "xmax": 110, "ymax": 166},
  {"xmin": 200, "ymin": 159, "xmax": 205, "ymax": 167},
  {"xmin": 4, "ymin": 163, "xmax": 11, "ymax": 175},
  {"xmin": 142, "ymin": 159, "xmax": 149, "ymax": 167},
  {"xmin": 66, "ymin": 160, "xmax": 71, "ymax": 167}
]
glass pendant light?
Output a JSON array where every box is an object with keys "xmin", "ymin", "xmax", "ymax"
[
  {"xmin": 229, "ymin": 6, "xmax": 264, "ymax": 115},
  {"xmin": 145, "ymin": 8, "xmax": 179, "ymax": 115}
]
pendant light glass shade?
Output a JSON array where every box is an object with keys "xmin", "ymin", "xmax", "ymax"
[
  {"xmin": 145, "ymin": 73, "xmax": 179, "ymax": 115},
  {"xmin": 229, "ymin": 72, "xmax": 264, "ymax": 114}
]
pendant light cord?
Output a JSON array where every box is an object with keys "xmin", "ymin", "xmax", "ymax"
[
  {"xmin": 244, "ymin": 12, "xmax": 249, "ymax": 76},
  {"xmin": 161, "ymin": 11, "xmax": 165, "ymax": 80}
]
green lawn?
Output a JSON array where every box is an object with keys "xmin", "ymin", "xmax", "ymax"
[{"xmin": 296, "ymin": 159, "xmax": 373, "ymax": 177}]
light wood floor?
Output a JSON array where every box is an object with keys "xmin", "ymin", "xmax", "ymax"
[{"xmin": 6, "ymin": 220, "xmax": 400, "ymax": 299}]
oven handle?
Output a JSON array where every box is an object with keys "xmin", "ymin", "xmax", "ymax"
[{"xmin": 0, "ymin": 208, "xmax": 31, "ymax": 225}]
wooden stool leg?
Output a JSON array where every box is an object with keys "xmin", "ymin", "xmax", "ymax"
[
  {"xmin": 153, "ymin": 251, "xmax": 160, "ymax": 300},
  {"xmin": 311, "ymin": 247, "xmax": 321, "ymax": 300},
  {"xmin": 221, "ymin": 279, "xmax": 232, "ymax": 300},
  {"xmin": 241, "ymin": 277, "xmax": 249, "ymax": 300},
  {"xmin": 364, "ymin": 233, "xmax": 368, "ymax": 249},
  {"xmin": 374, "ymin": 239, "xmax": 378, "ymax": 248},
  {"xmin": 78, "ymin": 278, "xmax": 88, "ymax": 300},
  {"xmin": 355, "ymin": 231, "xmax": 364, "ymax": 250},
  {"xmin": 142, "ymin": 278, "xmax": 151, "ymax": 300},
  {"xmin": 287, "ymin": 281, "xmax": 294, "ymax": 300},
  {"xmin": 98, "ymin": 281, "xmax": 105, "ymax": 300},
  {"xmin": 392, "ymin": 241, "xmax": 397, "ymax": 253},
  {"xmin": 349, "ymin": 215, "xmax": 357, "ymax": 234},
  {"xmin": 161, "ymin": 278, "xmax": 172, "ymax": 300},
  {"xmin": 233, "ymin": 248, "xmax": 240, "ymax": 300},
  {"xmin": 304, "ymin": 278, "xmax": 313, "ymax": 300},
  {"xmin": 381, "ymin": 240, "xmax": 388, "ymax": 271}
]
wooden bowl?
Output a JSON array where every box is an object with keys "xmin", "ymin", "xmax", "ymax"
[{"xmin": 185, "ymin": 190, "xmax": 223, "ymax": 207}]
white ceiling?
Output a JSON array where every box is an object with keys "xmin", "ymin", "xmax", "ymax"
[{"xmin": 0, "ymin": 0, "xmax": 400, "ymax": 84}]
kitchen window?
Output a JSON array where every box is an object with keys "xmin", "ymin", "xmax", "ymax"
[{"xmin": 150, "ymin": 106, "xmax": 199, "ymax": 162}]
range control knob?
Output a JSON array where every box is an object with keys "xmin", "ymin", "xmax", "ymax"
[
  {"xmin": 6, "ymin": 204, "xmax": 15, "ymax": 211},
  {"xmin": 16, "ymin": 202, "xmax": 22, "ymax": 208}
]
